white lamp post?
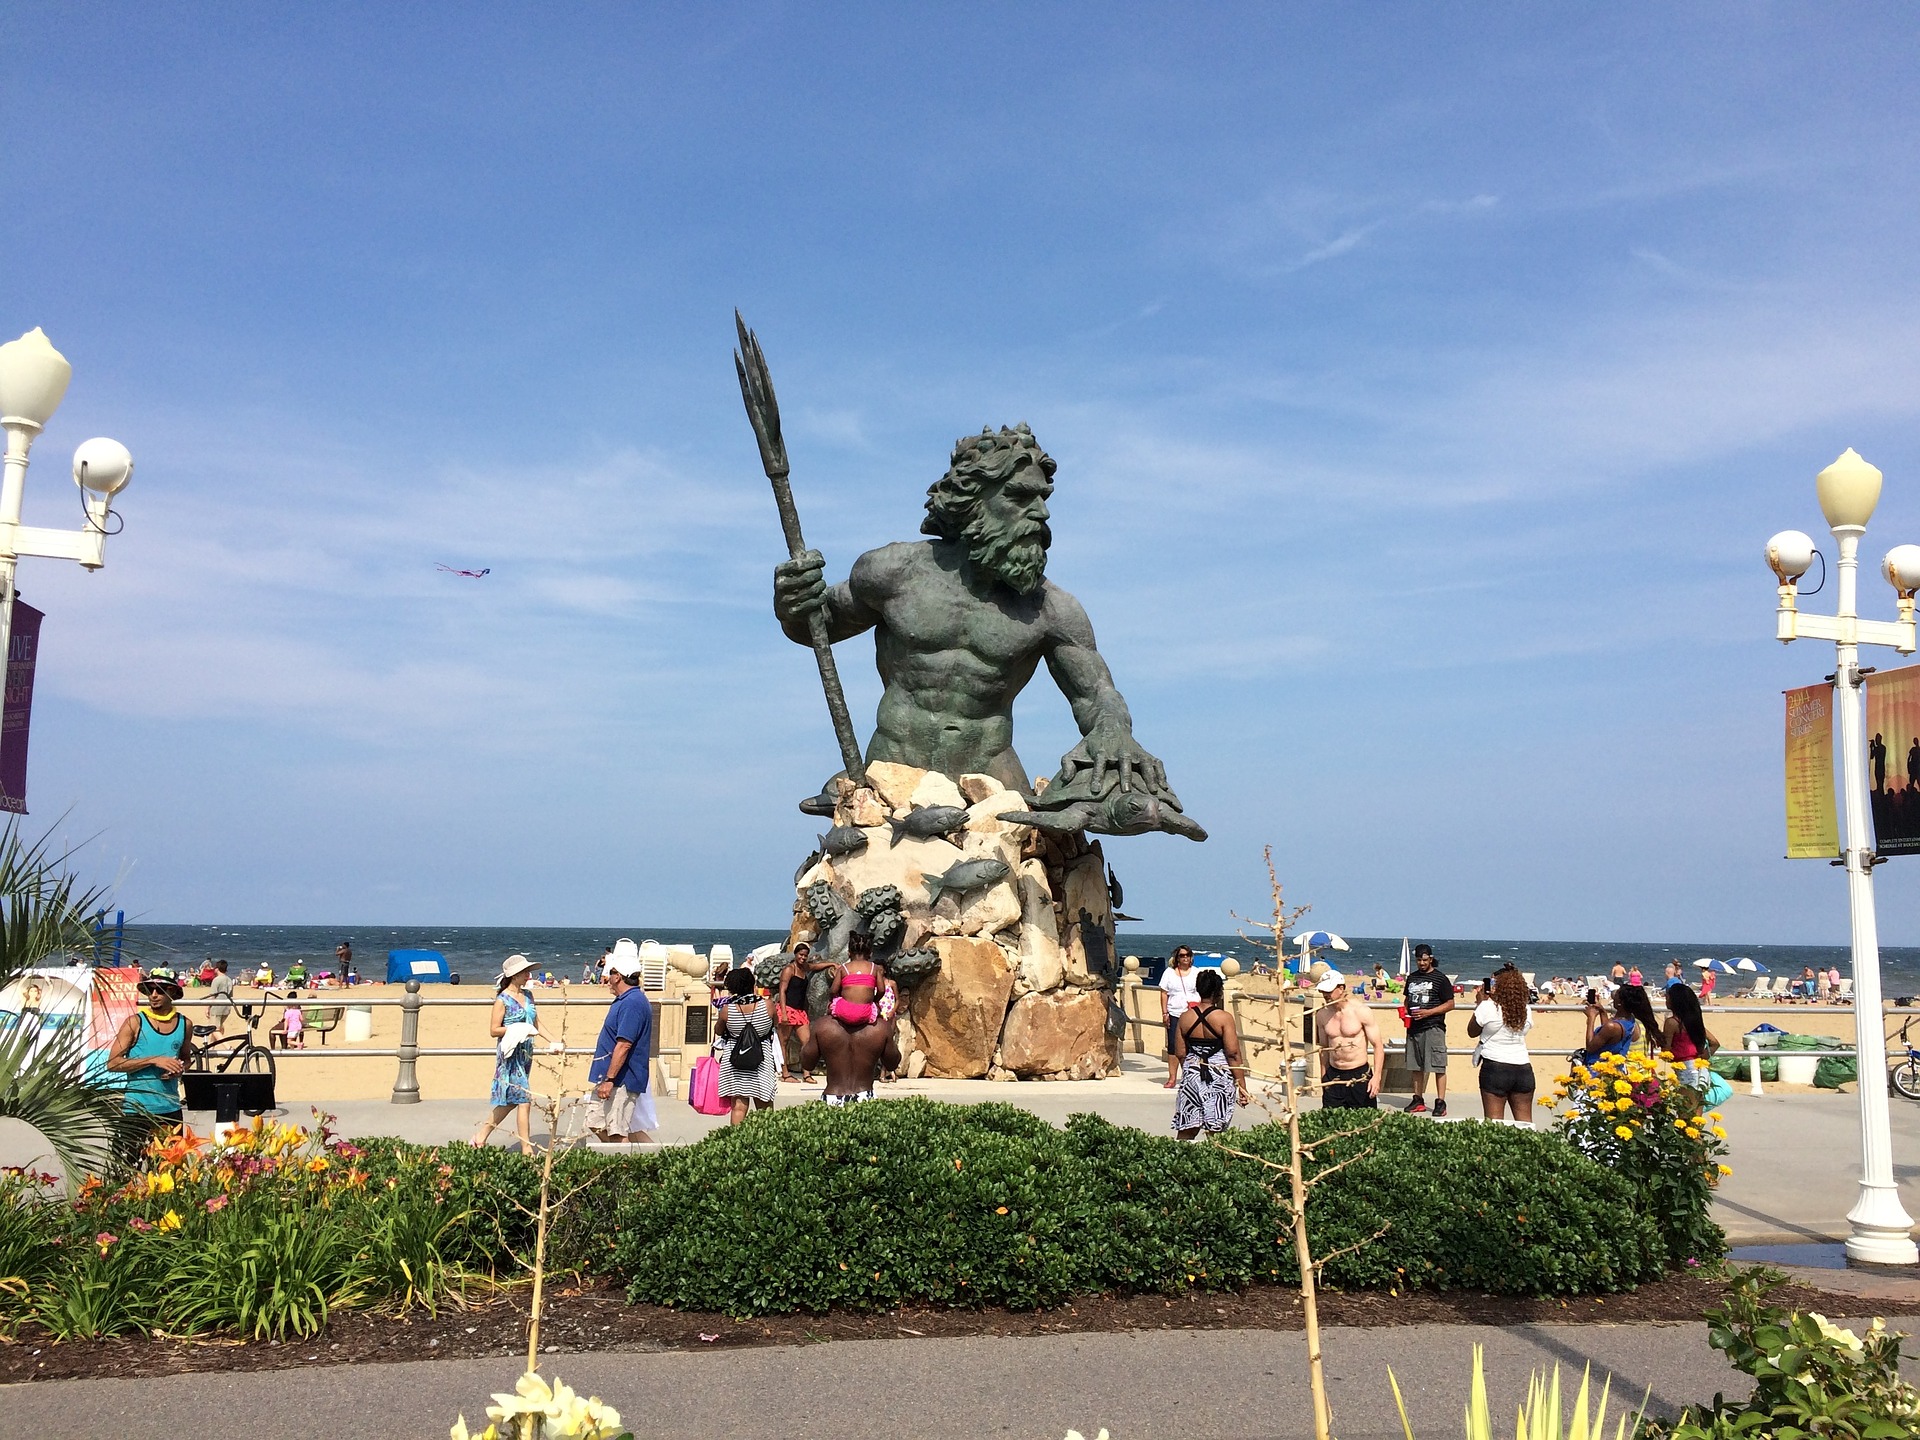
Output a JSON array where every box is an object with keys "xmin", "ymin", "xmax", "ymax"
[
  {"xmin": 1767, "ymin": 446, "xmax": 1919, "ymax": 1266},
  {"xmin": 0, "ymin": 327, "xmax": 135, "ymax": 773}
]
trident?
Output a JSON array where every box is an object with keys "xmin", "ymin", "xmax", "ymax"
[{"xmin": 732, "ymin": 312, "xmax": 867, "ymax": 788}]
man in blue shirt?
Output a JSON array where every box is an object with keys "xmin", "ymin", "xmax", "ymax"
[{"xmin": 587, "ymin": 953, "xmax": 655, "ymax": 1142}]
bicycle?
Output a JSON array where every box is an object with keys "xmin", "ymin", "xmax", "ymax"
[
  {"xmin": 189, "ymin": 1001, "xmax": 276, "ymax": 1083},
  {"xmin": 1889, "ymin": 1018, "xmax": 1920, "ymax": 1100}
]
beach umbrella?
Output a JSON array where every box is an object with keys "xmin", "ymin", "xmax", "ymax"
[
  {"xmin": 1295, "ymin": 930, "xmax": 1350, "ymax": 953},
  {"xmin": 1398, "ymin": 936, "xmax": 1411, "ymax": 977},
  {"xmin": 1729, "ymin": 956, "xmax": 1768, "ymax": 973},
  {"xmin": 1694, "ymin": 958, "xmax": 1737, "ymax": 974}
]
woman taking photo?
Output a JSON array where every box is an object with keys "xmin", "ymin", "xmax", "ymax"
[
  {"xmin": 716, "ymin": 966, "xmax": 780, "ymax": 1124},
  {"xmin": 472, "ymin": 954, "xmax": 555, "ymax": 1154},
  {"xmin": 1582, "ymin": 981, "xmax": 1660, "ymax": 1064},
  {"xmin": 1467, "ymin": 964, "xmax": 1536, "ymax": 1123},
  {"xmin": 1171, "ymin": 969, "xmax": 1248, "ymax": 1140}
]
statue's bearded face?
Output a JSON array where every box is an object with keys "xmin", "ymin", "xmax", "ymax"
[{"xmin": 964, "ymin": 454, "xmax": 1053, "ymax": 595}]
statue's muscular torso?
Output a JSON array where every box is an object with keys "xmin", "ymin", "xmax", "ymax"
[{"xmin": 804, "ymin": 539, "xmax": 1114, "ymax": 791}]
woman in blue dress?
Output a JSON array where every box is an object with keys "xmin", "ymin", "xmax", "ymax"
[{"xmin": 472, "ymin": 955, "xmax": 554, "ymax": 1153}]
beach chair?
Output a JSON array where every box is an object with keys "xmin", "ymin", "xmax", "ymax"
[
  {"xmin": 1837, "ymin": 978, "xmax": 1854, "ymax": 1002},
  {"xmin": 1748, "ymin": 977, "xmax": 1772, "ymax": 999},
  {"xmin": 306, "ymin": 1006, "xmax": 343, "ymax": 1045}
]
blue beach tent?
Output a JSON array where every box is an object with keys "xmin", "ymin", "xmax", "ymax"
[{"xmin": 386, "ymin": 949, "xmax": 452, "ymax": 984}]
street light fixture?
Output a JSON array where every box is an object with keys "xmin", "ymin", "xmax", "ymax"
[
  {"xmin": 0, "ymin": 327, "xmax": 135, "ymax": 745},
  {"xmin": 1768, "ymin": 446, "xmax": 1919, "ymax": 1267}
]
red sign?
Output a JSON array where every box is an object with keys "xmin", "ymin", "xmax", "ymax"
[{"xmin": 0, "ymin": 598, "xmax": 45, "ymax": 814}]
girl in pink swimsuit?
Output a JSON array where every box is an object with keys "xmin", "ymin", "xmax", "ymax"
[{"xmin": 829, "ymin": 934, "xmax": 885, "ymax": 1027}]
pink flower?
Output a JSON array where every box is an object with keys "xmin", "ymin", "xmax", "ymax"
[
  {"xmin": 128, "ymin": 1217, "xmax": 154, "ymax": 1233},
  {"xmin": 94, "ymin": 1231, "xmax": 117, "ymax": 1254},
  {"xmin": 204, "ymin": 1194, "xmax": 229, "ymax": 1214}
]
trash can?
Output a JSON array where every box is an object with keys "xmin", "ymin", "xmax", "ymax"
[
  {"xmin": 344, "ymin": 1005, "xmax": 374, "ymax": 1043},
  {"xmin": 1777, "ymin": 1052, "xmax": 1819, "ymax": 1085}
]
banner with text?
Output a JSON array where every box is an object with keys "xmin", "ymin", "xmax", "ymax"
[
  {"xmin": 0, "ymin": 599, "xmax": 44, "ymax": 815},
  {"xmin": 1866, "ymin": 664, "xmax": 1920, "ymax": 855},
  {"xmin": 1784, "ymin": 682, "xmax": 1838, "ymax": 859}
]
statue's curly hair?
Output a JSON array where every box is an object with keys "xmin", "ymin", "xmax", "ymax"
[{"xmin": 921, "ymin": 423, "xmax": 1057, "ymax": 540}]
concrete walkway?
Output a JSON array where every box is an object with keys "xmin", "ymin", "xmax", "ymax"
[{"xmin": 3, "ymin": 1317, "xmax": 1900, "ymax": 1440}]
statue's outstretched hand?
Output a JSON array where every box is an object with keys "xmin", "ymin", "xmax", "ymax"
[
  {"xmin": 773, "ymin": 550, "xmax": 828, "ymax": 625},
  {"xmin": 1059, "ymin": 718, "xmax": 1173, "ymax": 801}
]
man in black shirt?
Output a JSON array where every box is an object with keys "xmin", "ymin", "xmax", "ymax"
[{"xmin": 1401, "ymin": 943, "xmax": 1455, "ymax": 1116}]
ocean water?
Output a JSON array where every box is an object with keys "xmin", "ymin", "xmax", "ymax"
[{"xmin": 114, "ymin": 924, "xmax": 1920, "ymax": 997}]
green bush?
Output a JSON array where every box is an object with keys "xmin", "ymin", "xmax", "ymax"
[
  {"xmin": 613, "ymin": 1101, "xmax": 1093, "ymax": 1313},
  {"xmin": 1640, "ymin": 1269, "xmax": 1920, "ymax": 1438},
  {"xmin": 0, "ymin": 1103, "xmax": 1679, "ymax": 1337},
  {"xmin": 604, "ymin": 1101, "xmax": 1666, "ymax": 1317}
]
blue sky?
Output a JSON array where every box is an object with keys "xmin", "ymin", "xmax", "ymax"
[{"xmin": 3, "ymin": 5, "xmax": 1919, "ymax": 942}]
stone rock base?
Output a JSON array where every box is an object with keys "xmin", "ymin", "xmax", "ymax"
[{"xmin": 784, "ymin": 762, "xmax": 1122, "ymax": 1080}]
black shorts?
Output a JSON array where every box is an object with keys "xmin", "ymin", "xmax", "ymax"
[
  {"xmin": 1479, "ymin": 1059, "xmax": 1536, "ymax": 1097},
  {"xmin": 1322, "ymin": 1063, "xmax": 1377, "ymax": 1109}
]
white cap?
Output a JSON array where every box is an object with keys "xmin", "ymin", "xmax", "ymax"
[
  {"xmin": 1315, "ymin": 971, "xmax": 1347, "ymax": 993},
  {"xmin": 496, "ymin": 954, "xmax": 536, "ymax": 985}
]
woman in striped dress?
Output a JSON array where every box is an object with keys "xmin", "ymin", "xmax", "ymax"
[{"xmin": 716, "ymin": 966, "xmax": 780, "ymax": 1124}]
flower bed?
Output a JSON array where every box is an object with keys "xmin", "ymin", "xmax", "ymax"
[
  {"xmin": 1, "ymin": 1099, "xmax": 1703, "ymax": 1339},
  {"xmin": 1545, "ymin": 1050, "xmax": 1732, "ymax": 1267}
]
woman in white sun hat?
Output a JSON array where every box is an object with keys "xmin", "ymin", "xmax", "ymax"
[{"xmin": 472, "ymin": 954, "xmax": 559, "ymax": 1153}]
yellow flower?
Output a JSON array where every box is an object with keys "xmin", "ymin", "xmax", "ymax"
[
  {"xmin": 487, "ymin": 1372, "xmax": 622, "ymax": 1439},
  {"xmin": 157, "ymin": 1209, "xmax": 182, "ymax": 1233},
  {"xmin": 1673, "ymin": 1118, "xmax": 1687, "ymax": 1129},
  {"xmin": 1684, "ymin": 1128, "xmax": 1701, "ymax": 1141},
  {"xmin": 1717, "ymin": 1164, "xmax": 1733, "ymax": 1176},
  {"xmin": 1810, "ymin": 1315, "xmax": 1865, "ymax": 1354},
  {"xmin": 1614, "ymin": 1125, "xmax": 1633, "ymax": 1140},
  {"xmin": 1612, "ymin": 1080, "xmax": 1631, "ymax": 1095},
  {"xmin": 1711, "ymin": 1126, "xmax": 1726, "ymax": 1139},
  {"xmin": 152, "ymin": 1171, "xmax": 175, "ymax": 1194}
]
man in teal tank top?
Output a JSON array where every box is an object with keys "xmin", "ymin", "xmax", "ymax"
[{"xmin": 106, "ymin": 968, "xmax": 194, "ymax": 1141}]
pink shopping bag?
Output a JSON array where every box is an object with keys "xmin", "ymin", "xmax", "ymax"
[{"xmin": 688, "ymin": 1055, "xmax": 729, "ymax": 1115}]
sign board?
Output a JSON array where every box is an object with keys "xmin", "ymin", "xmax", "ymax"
[
  {"xmin": 1784, "ymin": 682, "xmax": 1839, "ymax": 859},
  {"xmin": 0, "ymin": 599, "xmax": 45, "ymax": 814},
  {"xmin": 1866, "ymin": 665, "xmax": 1920, "ymax": 855}
]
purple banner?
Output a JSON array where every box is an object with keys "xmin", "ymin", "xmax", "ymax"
[{"xmin": 0, "ymin": 599, "xmax": 46, "ymax": 814}]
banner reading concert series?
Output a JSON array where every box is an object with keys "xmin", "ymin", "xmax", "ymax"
[
  {"xmin": 1784, "ymin": 682, "xmax": 1839, "ymax": 859},
  {"xmin": 1866, "ymin": 665, "xmax": 1920, "ymax": 856},
  {"xmin": 0, "ymin": 599, "xmax": 44, "ymax": 815}
]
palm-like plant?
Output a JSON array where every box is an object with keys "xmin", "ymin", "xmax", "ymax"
[{"xmin": 0, "ymin": 821, "xmax": 145, "ymax": 1179}]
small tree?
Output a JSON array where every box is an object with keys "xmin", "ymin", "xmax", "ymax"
[{"xmin": 1219, "ymin": 845, "xmax": 1389, "ymax": 1440}]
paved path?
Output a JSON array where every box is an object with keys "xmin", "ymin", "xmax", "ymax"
[{"xmin": 0, "ymin": 1319, "xmax": 1853, "ymax": 1440}]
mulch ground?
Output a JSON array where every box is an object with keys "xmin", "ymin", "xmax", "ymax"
[{"xmin": 7, "ymin": 1272, "xmax": 1915, "ymax": 1383}]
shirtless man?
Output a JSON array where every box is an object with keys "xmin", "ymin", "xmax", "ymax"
[
  {"xmin": 772, "ymin": 424, "xmax": 1197, "ymax": 837},
  {"xmin": 1312, "ymin": 971, "xmax": 1384, "ymax": 1109},
  {"xmin": 800, "ymin": 1009, "xmax": 901, "ymax": 1107}
]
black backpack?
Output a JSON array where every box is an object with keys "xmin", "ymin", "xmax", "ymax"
[{"xmin": 729, "ymin": 1001, "xmax": 770, "ymax": 1070}]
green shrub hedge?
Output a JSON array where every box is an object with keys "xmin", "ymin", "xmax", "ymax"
[
  {"xmin": 2, "ymin": 1102, "xmax": 1680, "ymax": 1338},
  {"xmin": 604, "ymin": 1100, "xmax": 1668, "ymax": 1315}
]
